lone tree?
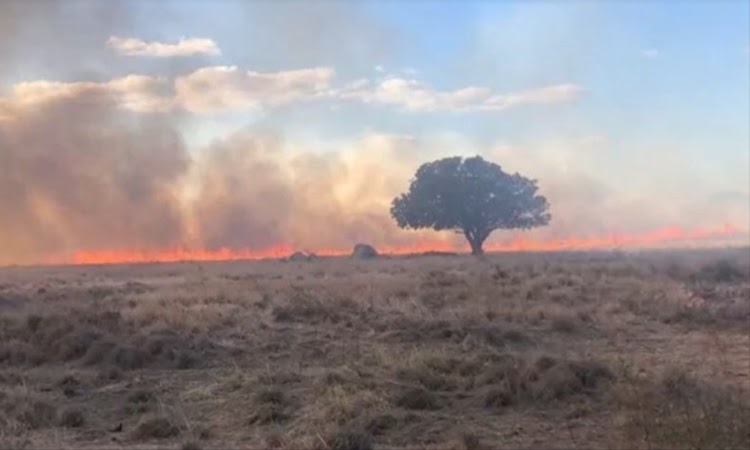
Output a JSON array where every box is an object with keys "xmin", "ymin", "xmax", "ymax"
[{"xmin": 390, "ymin": 156, "xmax": 550, "ymax": 255}]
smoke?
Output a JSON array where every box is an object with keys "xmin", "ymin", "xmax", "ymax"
[
  {"xmin": 284, "ymin": 134, "xmax": 422, "ymax": 248},
  {"xmin": 234, "ymin": 1, "xmax": 397, "ymax": 72},
  {"xmin": 0, "ymin": 1, "xmax": 215, "ymax": 85},
  {"xmin": 1, "ymin": 2, "xmax": 747, "ymax": 266},
  {"xmin": 0, "ymin": 84, "xmax": 447, "ymax": 265},
  {"xmin": 484, "ymin": 139, "xmax": 750, "ymax": 241},
  {"xmin": 2, "ymin": 82, "xmax": 748, "ymax": 265},
  {"xmin": 0, "ymin": 1, "xmax": 137, "ymax": 81},
  {"xmin": 1, "ymin": 80, "xmax": 747, "ymax": 266},
  {"xmin": 189, "ymin": 131, "xmax": 294, "ymax": 249},
  {"xmin": 187, "ymin": 130, "xmax": 439, "ymax": 252},
  {"xmin": 0, "ymin": 88, "xmax": 189, "ymax": 264}
]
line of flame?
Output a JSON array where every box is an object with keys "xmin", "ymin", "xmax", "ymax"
[{"xmin": 42, "ymin": 223, "xmax": 747, "ymax": 266}]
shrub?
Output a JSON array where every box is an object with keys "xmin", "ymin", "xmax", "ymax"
[
  {"xmin": 249, "ymin": 386, "xmax": 292, "ymax": 424},
  {"xmin": 394, "ymin": 387, "xmax": 441, "ymax": 410},
  {"xmin": 480, "ymin": 355, "xmax": 614, "ymax": 408},
  {"xmin": 364, "ymin": 413, "xmax": 398, "ymax": 436},
  {"xmin": 550, "ymin": 315, "xmax": 578, "ymax": 334},
  {"xmin": 16, "ymin": 400, "xmax": 57, "ymax": 429},
  {"xmin": 328, "ymin": 427, "xmax": 374, "ymax": 450},
  {"xmin": 58, "ymin": 408, "xmax": 85, "ymax": 428},
  {"xmin": 695, "ymin": 259, "xmax": 747, "ymax": 283},
  {"xmin": 132, "ymin": 415, "xmax": 180, "ymax": 440}
]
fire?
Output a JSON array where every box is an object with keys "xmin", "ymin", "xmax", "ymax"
[
  {"xmin": 46, "ymin": 223, "xmax": 746, "ymax": 266},
  {"xmin": 485, "ymin": 223, "xmax": 746, "ymax": 252}
]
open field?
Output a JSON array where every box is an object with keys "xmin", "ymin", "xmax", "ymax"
[{"xmin": 0, "ymin": 248, "xmax": 748, "ymax": 449}]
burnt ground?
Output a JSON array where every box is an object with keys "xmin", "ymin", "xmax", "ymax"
[{"xmin": 0, "ymin": 248, "xmax": 748, "ymax": 449}]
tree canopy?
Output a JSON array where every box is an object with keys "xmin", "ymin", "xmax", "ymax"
[{"xmin": 390, "ymin": 156, "xmax": 550, "ymax": 255}]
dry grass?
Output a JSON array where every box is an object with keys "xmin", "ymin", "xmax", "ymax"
[
  {"xmin": 0, "ymin": 247, "xmax": 748, "ymax": 449},
  {"xmin": 615, "ymin": 366, "xmax": 750, "ymax": 449}
]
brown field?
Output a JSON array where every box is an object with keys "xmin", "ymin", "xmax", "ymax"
[{"xmin": 0, "ymin": 248, "xmax": 748, "ymax": 450}]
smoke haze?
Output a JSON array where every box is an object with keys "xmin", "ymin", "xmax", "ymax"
[{"xmin": 1, "ymin": 1, "xmax": 748, "ymax": 265}]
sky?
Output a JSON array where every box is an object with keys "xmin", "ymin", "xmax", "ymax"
[{"xmin": 0, "ymin": 0, "xmax": 748, "ymax": 265}]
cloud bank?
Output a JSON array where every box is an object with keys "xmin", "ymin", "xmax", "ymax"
[
  {"xmin": 108, "ymin": 36, "xmax": 221, "ymax": 57},
  {"xmin": 174, "ymin": 66, "xmax": 334, "ymax": 114},
  {"xmin": 337, "ymin": 78, "xmax": 583, "ymax": 112},
  {"xmin": 1, "ymin": 69, "xmax": 583, "ymax": 116}
]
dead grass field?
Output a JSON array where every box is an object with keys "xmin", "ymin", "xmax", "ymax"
[{"xmin": 0, "ymin": 248, "xmax": 748, "ymax": 449}]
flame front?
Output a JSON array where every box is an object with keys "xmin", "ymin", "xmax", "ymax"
[{"xmin": 45, "ymin": 223, "xmax": 746, "ymax": 266}]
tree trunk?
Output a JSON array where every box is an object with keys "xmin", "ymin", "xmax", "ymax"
[
  {"xmin": 469, "ymin": 239, "xmax": 484, "ymax": 255},
  {"xmin": 464, "ymin": 229, "xmax": 488, "ymax": 255}
]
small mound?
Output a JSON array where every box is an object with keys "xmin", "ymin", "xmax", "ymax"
[
  {"xmin": 351, "ymin": 243, "xmax": 378, "ymax": 259},
  {"xmin": 283, "ymin": 251, "xmax": 319, "ymax": 262},
  {"xmin": 288, "ymin": 252, "xmax": 309, "ymax": 262}
]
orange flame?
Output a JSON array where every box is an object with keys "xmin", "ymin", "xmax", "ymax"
[
  {"xmin": 485, "ymin": 223, "xmax": 746, "ymax": 252},
  {"xmin": 42, "ymin": 223, "xmax": 747, "ymax": 266}
]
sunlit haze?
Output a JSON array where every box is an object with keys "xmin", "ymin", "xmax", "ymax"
[{"xmin": 1, "ymin": 0, "xmax": 748, "ymax": 265}]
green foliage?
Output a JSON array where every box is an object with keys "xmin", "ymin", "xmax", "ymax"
[{"xmin": 391, "ymin": 156, "xmax": 550, "ymax": 254}]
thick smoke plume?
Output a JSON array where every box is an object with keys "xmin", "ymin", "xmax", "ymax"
[
  {"xmin": 1, "ymin": 85, "xmax": 746, "ymax": 266},
  {"xmin": 0, "ymin": 86, "xmax": 444, "ymax": 265},
  {"xmin": 0, "ymin": 90, "xmax": 189, "ymax": 264}
]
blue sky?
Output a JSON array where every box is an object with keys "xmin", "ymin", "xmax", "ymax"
[
  {"xmin": 7, "ymin": 0, "xmax": 747, "ymax": 154},
  {"xmin": 144, "ymin": 1, "xmax": 750, "ymax": 154},
  {"xmin": 213, "ymin": 2, "xmax": 745, "ymax": 197}
]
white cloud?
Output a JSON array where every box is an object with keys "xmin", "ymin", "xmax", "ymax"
[
  {"xmin": 481, "ymin": 83, "xmax": 583, "ymax": 110},
  {"xmin": 174, "ymin": 66, "xmax": 334, "ymax": 114},
  {"xmin": 374, "ymin": 65, "xmax": 385, "ymax": 73},
  {"xmin": 336, "ymin": 76, "xmax": 582, "ymax": 112},
  {"xmin": 1, "ymin": 66, "xmax": 582, "ymax": 116},
  {"xmin": 4, "ymin": 75, "xmax": 173, "ymax": 113},
  {"xmin": 1, "ymin": 67, "xmax": 337, "ymax": 116},
  {"xmin": 107, "ymin": 36, "xmax": 221, "ymax": 57},
  {"xmin": 642, "ymin": 48, "xmax": 659, "ymax": 59},
  {"xmin": 174, "ymin": 68, "xmax": 581, "ymax": 115}
]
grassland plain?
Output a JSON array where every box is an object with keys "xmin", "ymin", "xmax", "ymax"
[{"xmin": 0, "ymin": 248, "xmax": 748, "ymax": 450}]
